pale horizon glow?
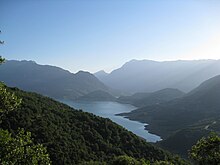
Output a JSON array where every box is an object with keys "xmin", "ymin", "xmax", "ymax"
[{"xmin": 1, "ymin": 0, "xmax": 220, "ymax": 73}]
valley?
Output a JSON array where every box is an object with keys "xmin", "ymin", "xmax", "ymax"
[
  {"xmin": 1, "ymin": 59, "xmax": 220, "ymax": 160},
  {"xmin": 59, "ymin": 100, "xmax": 161, "ymax": 142},
  {"xmin": 1, "ymin": 1, "xmax": 220, "ymax": 164}
]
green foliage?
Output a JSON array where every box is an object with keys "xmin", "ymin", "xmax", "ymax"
[
  {"xmin": 0, "ymin": 128, "xmax": 51, "ymax": 165},
  {"xmin": 153, "ymin": 160, "xmax": 174, "ymax": 165},
  {"xmin": 0, "ymin": 83, "xmax": 22, "ymax": 121},
  {"xmin": 79, "ymin": 157, "xmax": 179, "ymax": 165},
  {"xmin": 189, "ymin": 133, "xmax": 220, "ymax": 165},
  {"xmin": 78, "ymin": 160, "xmax": 107, "ymax": 165},
  {"xmin": 0, "ymin": 84, "xmax": 50, "ymax": 164},
  {"xmin": 0, "ymin": 56, "xmax": 20, "ymax": 120},
  {"xmin": 0, "ymin": 56, "xmax": 51, "ymax": 164},
  {"xmin": 111, "ymin": 155, "xmax": 143, "ymax": 165},
  {"xmin": 110, "ymin": 156, "xmax": 176, "ymax": 165},
  {"xmin": 0, "ymin": 87, "xmax": 188, "ymax": 165}
]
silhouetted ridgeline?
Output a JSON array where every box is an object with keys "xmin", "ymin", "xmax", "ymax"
[
  {"xmin": 0, "ymin": 60, "xmax": 110, "ymax": 100},
  {"xmin": 95, "ymin": 59, "xmax": 220, "ymax": 93}
]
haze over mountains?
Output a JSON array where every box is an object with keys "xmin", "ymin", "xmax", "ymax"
[
  {"xmin": 1, "ymin": 58, "xmax": 220, "ymax": 161},
  {"xmin": 0, "ymin": 60, "xmax": 110, "ymax": 100},
  {"xmin": 121, "ymin": 74, "xmax": 220, "ymax": 157},
  {"xmin": 95, "ymin": 59, "xmax": 220, "ymax": 94},
  {"xmin": 117, "ymin": 88, "xmax": 185, "ymax": 107},
  {"xmin": 122, "ymin": 74, "xmax": 220, "ymax": 137},
  {"xmin": 77, "ymin": 90, "xmax": 116, "ymax": 101}
]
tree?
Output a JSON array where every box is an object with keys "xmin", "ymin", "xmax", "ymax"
[
  {"xmin": 153, "ymin": 160, "xmax": 174, "ymax": 165},
  {"xmin": 0, "ymin": 35, "xmax": 51, "ymax": 164},
  {"xmin": 111, "ymin": 155, "xmax": 150, "ymax": 165},
  {"xmin": 0, "ymin": 39, "xmax": 20, "ymax": 120},
  {"xmin": 0, "ymin": 83, "xmax": 22, "ymax": 121},
  {"xmin": 0, "ymin": 128, "xmax": 51, "ymax": 164},
  {"xmin": 189, "ymin": 133, "xmax": 220, "ymax": 165}
]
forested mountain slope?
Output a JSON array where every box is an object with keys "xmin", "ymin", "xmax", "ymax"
[
  {"xmin": 0, "ymin": 87, "xmax": 187, "ymax": 164},
  {"xmin": 121, "ymin": 75, "xmax": 220, "ymax": 157}
]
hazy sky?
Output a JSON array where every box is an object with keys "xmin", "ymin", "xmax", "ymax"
[{"xmin": 1, "ymin": 0, "xmax": 220, "ymax": 73}]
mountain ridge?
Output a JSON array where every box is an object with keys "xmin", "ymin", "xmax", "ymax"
[
  {"xmin": 0, "ymin": 60, "xmax": 110, "ymax": 100},
  {"xmin": 120, "ymin": 74, "xmax": 220, "ymax": 157},
  {"xmin": 117, "ymin": 88, "xmax": 185, "ymax": 107},
  {"xmin": 95, "ymin": 59, "xmax": 220, "ymax": 93}
]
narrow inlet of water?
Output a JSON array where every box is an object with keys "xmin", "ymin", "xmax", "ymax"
[{"xmin": 59, "ymin": 100, "xmax": 161, "ymax": 142}]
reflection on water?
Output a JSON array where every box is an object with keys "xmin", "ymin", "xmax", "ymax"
[{"xmin": 59, "ymin": 100, "xmax": 161, "ymax": 142}]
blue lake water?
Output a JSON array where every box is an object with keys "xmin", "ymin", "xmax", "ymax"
[{"xmin": 59, "ymin": 100, "xmax": 161, "ymax": 142}]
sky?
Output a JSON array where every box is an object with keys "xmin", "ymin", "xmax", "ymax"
[{"xmin": 1, "ymin": 0, "xmax": 220, "ymax": 73}]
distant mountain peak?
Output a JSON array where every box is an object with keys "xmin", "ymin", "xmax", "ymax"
[
  {"xmin": 97, "ymin": 59, "xmax": 220, "ymax": 93},
  {"xmin": 124, "ymin": 59, "xmax": 157, "ymax": 65},
  {"xmin": 8, "ymin": 59, "xmax": 37, "ymax": 64},
  {"xmin": 95, "ymin": 70, "xmax": 108, "ymax": 74},
  {"xmin": 76, "ymin": 70, "xmax": 92, "ymax": 75},
  {"xmin": 21, "ymin": 60, "xmax": 36, "ymax": 63},
  {"xmin": 94, "ymin": 70, "xmax": 109, "ymax": 81},
  {"xmin": 0, "ymin": 60, "xmax": 110, "ymax": 99}
]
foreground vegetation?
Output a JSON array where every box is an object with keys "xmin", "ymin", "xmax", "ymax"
[
  {"xmin": 1, "ymin": 56, "xmax": 219, "ymax": 164},
  {"xmin": 0, "ymin": 85, "xmax": 187, "ymax": 164},
  {"xmin": 0, "ymin": 56, "xmax": 51, "ymax": 164}
]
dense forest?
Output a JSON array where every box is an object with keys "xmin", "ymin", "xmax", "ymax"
[{"xmin": 0, "ymin": 86, "xmax": 187, "ymax": 164}]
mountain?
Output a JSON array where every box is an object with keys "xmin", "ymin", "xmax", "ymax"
[
  {"xmin": 122, "ymin": 75, "xmax": 220, "ymax": 137},
  {"xmin": 0, "ymin": 86, "xmax": 187, "ymax": 164},
  {"xmin": 0, "ymin": 60, "xmax": 110, "ymax": 99},
  {"xmin": 157, "ymin": 118, "xmax": 220, "ymax": 158},
  {"xmin": 94, "ymin": 70, "xmax": 108, "ymax": 79},
  {"xmin": 77, "ymin": 90, "xmax": 116, "ymax": 101},
  {"xmin": 97, "ymin": 59, "xmax": 220, "ymax": 93},
  {"xmin": 121, "ymin": 75, "xmax": 220, "ymax": 157},
  {"xmin": 117, "ymin": 88, "xmax": 185, "ymax": 107}
]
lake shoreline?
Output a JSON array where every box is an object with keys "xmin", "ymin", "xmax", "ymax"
[
  {"xmin": 118, "ymin": 114, "xmax": 162, "ymax": 142},
  {"xmin": 58, "ymin": 99, "xmax": 162, "ymax": 142}
]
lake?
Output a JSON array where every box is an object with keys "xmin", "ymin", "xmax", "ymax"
[{"xmin": 59, "ymin": 100, "xmax": 161, "ymax": 142}]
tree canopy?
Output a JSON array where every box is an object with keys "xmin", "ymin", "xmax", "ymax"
[
  {"xmin": 189, "ymin": 133, "xmax": 220, "ymax": 165},
  {"xmin": 0, "ymin": 56, "xmax": 51, "ymax": 164}
]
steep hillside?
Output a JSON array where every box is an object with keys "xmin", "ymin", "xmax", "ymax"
[
  {"xmin": 117, "ymin": 88, "xmax": 184, "ymax": 107},
  {"xmin": 157, "ymin": 118, "xmax": 220, "ymax": 158},
  {"xmin": 97, "ymin": 59, "xmax": 220, "ymax": 93},
  {"xmin": 0, "ymin": 87, "xmax": 187, "ymax": 164},
  {"xmin": 121, "ymin": 75, "xmax": 220, "ymax": 157},
  {"xmin": 0, "ymin": 60, "xmax": 109, "ymax": 99}
]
